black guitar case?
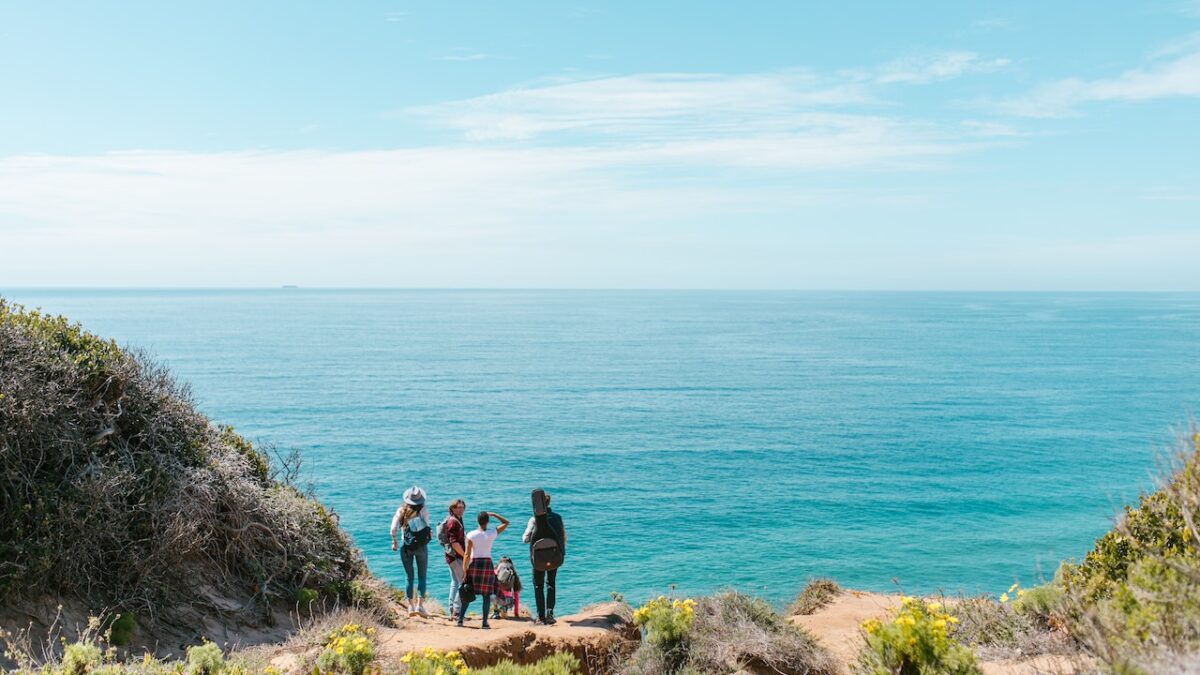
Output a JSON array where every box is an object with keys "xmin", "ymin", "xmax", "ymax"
[{"xmin": 530, "ymin": 488, "xmax": 564, "ymax": 571}]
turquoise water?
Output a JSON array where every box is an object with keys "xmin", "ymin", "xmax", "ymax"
[{"xmin": 4, "ymin": 289, "xmax": 1199, "ymax": 612}]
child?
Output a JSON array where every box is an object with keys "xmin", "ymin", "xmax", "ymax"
[{"xmin": 491, "ymin": 556, "xmax": 523, "ymax": 619}]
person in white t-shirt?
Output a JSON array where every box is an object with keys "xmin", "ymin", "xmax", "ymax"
[{"xmin": 457, "ymin": 510, "xmax": 509, "ymax": 628}]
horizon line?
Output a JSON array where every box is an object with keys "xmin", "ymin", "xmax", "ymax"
[{"xmin": 3, "ymin": 286, "xmax": 1199, "ymax": 294}]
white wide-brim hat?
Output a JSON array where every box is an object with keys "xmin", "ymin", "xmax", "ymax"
[{"xmin": 403, "ymin": 486, "xmax": 426, "ymax": 506}]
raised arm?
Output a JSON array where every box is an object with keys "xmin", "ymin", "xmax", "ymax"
[{"xmin": 491, "ymin": 512, "xmax": 510, "ymax": 534}]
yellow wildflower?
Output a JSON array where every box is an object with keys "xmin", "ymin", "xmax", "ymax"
[
  {"xmin": 1008, "ymin": 582, "xmax": 1019, "ymax": 593},
  {"xmin": 999, "ymin": 593, "xmax": 1009, "ymax": 603}
]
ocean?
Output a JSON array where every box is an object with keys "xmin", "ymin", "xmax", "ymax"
[{"xmin": 4, "ymin": 289, "xmax": 1199, "ymax": 612}]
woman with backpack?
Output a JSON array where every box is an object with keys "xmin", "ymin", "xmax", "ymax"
[
  {"xmin": 390, "ymin": 486, "xmax": 432, "ymax": 616},
  {"xmin": 457, "ymin": 510, "xmax": 509, "ymax": 629}
]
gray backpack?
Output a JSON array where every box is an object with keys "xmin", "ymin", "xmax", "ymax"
[
  {"xmin": 495, "ymin": 557, "xmax": 518, "ymax": 591},
  {"xmin": 436, "ymin": 517, "xmax": 458, "ymax": 554}
]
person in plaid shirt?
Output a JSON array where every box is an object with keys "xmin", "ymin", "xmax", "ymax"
[{"xmin": 440, "ymin": 499, "xmax": 468, "ymax": 618}]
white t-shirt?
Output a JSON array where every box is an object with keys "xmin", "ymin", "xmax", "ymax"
[{"xmin": 466, "ymin": 527, "xmax": 499, "ymax": 560}]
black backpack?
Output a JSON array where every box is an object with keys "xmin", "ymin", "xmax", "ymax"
[{"xmin": 402, "ymin": 516, "xmax": 432, "ymax": 548}]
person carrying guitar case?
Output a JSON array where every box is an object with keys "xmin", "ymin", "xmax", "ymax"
[{"xmin": 523, "ymin": 489, "xmax": 567, "ymax": 625}]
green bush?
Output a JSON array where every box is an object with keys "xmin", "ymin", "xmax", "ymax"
[
  {"xmin": 625, "ymin": 591, "xmax": 836, "ymax": 674},
  {"xmin": 401, "ymin": 648, "xmax": 468, "ymax": 675},
  {"xmin": 316, "ymin": 623, "xmax": 376, "ymax": 675},
  {"xmin": 296, "ymin": 587, "xmax": 319, "ymax": 608},
  {"xmin": 1061, "ymin": 437, "xmax": 1200, "ymax": 603},
  {"xmin": 59, "ymin": 641, "xmax": 103, "ymax": 675},
  {"xmin": 1057, "ymin": 433, "xmax": 1200, "ymax": 671},
  {"xmin": 185, "ymin": 642, "xmax": 224, "ymax": 674},
  {"xmin": 472, "ymin": 653, "xmax": 581, "ymax": 674},
  {"xmin": 107, "ymin": 612, "xmax": 136, "ymax": 647},
  {"xmin": 1010, "ymin": 582, "xmax": 1064, "ymax": 625},
  {"xmin": 0, "ymin": 297, "xmax": 366, "ymax": 628},
  {"xmin": 856, "ymin": 597, "xmax": 981, "ymax": 675},
  {"xmin": 631, "ymin": 595, "xmax": 695, "ymax": 654},
  {"xmin": 789, "ymin": 578, "xmax": 841, "ymax": 615}
]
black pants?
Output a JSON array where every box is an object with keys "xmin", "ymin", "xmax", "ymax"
[{"xmin": 533, "ymin": 569, "xmax": 557, "ymax": 619}]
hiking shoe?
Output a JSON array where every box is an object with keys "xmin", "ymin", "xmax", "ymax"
[
  {"xmin": 545, "ymin": 612, "xmax": 556, "ymax": 625},
  {"xmin": 481, "ymin": 622, "xmax": 491, "ymax": 630}
]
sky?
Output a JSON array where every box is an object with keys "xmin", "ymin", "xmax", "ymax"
[{"xmin": 1, "ymin": 1, "xmax": 1198, "ymax": 289}]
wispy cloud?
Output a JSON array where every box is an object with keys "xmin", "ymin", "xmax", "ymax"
[
  {"xmin": 433, "ymin": 52, "xmax": 491, "ymax": 62},
  {"xmin": 846, "ymin": 51, "xmax": 1011, "ymax": 85},
  {"xmin": 0, "ymin": 52, "xmax": 1024, "ymax": 286},
  {"xmin": 997, "ymin": 37, "xmax": 1200, "ymax": 117},
  {"xmin": 971, "ymin": 17, "xmax": 1017, "ymax": 32},
  {"xmin": 409, "ymin": 72, "xmax": 878, "ymax": 141}
]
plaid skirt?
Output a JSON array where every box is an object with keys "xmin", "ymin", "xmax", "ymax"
[{"xmin": 467, "ymin": 558, "xmax": 498, "ymax": 596}]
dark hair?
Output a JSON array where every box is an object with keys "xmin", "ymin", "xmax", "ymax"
[{"xmin": 477, "ymin": 511, "xmax": 490, "ymax": 527}]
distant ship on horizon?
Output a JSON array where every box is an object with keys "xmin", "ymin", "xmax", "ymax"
[{"xmin": 281, "ymin": 284, "xmax": 299, "ymax": 289}]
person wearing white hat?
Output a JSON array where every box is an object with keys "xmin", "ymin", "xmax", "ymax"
[{"xmin": 391, "ymin": 485, "xmax": 432, "ymax": 616}]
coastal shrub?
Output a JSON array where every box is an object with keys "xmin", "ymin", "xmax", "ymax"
[
  {"xmin": 184, "ymin": 642, "xmax": 224, "ymax": 674},
  {"xmin": 789, "ymin": 578, "xmax": 841, "ymax": 616},
  {"xmin": 949, "ymin": 593, "xmax": 1072, "ymax": 660},
  {"xmin": 401, "ymin": 648, "xmax": 468, "ymax": 675},
  {"xmin": 59, "ymin": 640, "xmax": 104, "ymax": 675},
  {"xmin": 296, "ymin": 587, "xmax": 319, "ymax": 609},
  {"xmin": 687, "ymin": 591, "xmax": 837, "ymax": 675},
  {"xmin": 0, "ymin": 298, "xmax": 366, "ymax": 644},
  {"xmin": 1058, "ymin": 432, "xmax": 1200, "ymax": 672},
  {"xmin": 316, "ymin": 623, "xmax": 376, "ymax": 675},
  {"xmin": 1009, "ymin": 580, "xmax": 1065, "ymax": 626},
  {"xmin": 625, "ymin": 591, "xmax": 836, "ymax": 674},
  {"xmin": 1060, "ymin": 434, "xmax": 1200, "ymax": 603},
  {"xmin": 856, "ymin": 596, "xmax": 981, "ymax": 675},
  {"xmin": 632, "ymin": 595, "xmax": 695, "ymax": 654},
  {"xmin": 471, "ymin": 653, "xmax": 581, "ymax": 674}
]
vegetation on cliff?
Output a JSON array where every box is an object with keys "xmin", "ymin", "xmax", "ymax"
[{"xmin": 0, "ymin": 298, "xmax": 366, "ymax": 638}]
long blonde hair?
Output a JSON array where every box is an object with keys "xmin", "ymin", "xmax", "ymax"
[{"xmin": 399, "ymin": 504, "xmax": 421, "ymax": 529}]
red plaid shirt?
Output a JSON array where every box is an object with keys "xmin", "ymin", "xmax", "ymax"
[{"xmin": 443, "ymin": 516, "xmax": 466, "ymax": 564}]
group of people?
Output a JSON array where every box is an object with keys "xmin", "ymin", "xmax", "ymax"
[{"xmin": 390, "ymin": 486, "xmax": 566, "ymax": 628}]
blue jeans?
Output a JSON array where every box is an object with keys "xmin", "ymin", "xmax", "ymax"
[
  {"xmin": 401, "ymin": 544, "xmax": 428, "ymax": 600},
  {"xmin": 458, "ymin": 589, "xmax": 491, "ymax": 625},
  {"xmin": 447, "ymin": 558, "xmax": 464, "ymax": 616}
]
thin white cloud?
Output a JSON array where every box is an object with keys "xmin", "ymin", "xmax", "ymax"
[
  {"xmin": 409, "ymin": 72, "xmax": 875, "ymax": 141},
  {"xmin": 959, "ymin": 120, "xmax": 1032, "ymax": 138},
  {"xmin": 971, "ymin": 17, "xmax": 1017, "ymax": 32},
  {"xmin": 433, "ymin": 52, "xmax": 491, "ymax": 62},
  {"xmin": 0, "ymin": 147, "xmax": 904, "ymax": 287},
  {"xmin": 0, "ymin": 53, "xmax": 1028, "ymax": 287},
  {"xmin": 848, "ymin": 51, "xmax": 1011, "ymax": 85},
  {"xmin": 998, "ymin": 41, "xmax": 1200, "ymax": 117}
]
